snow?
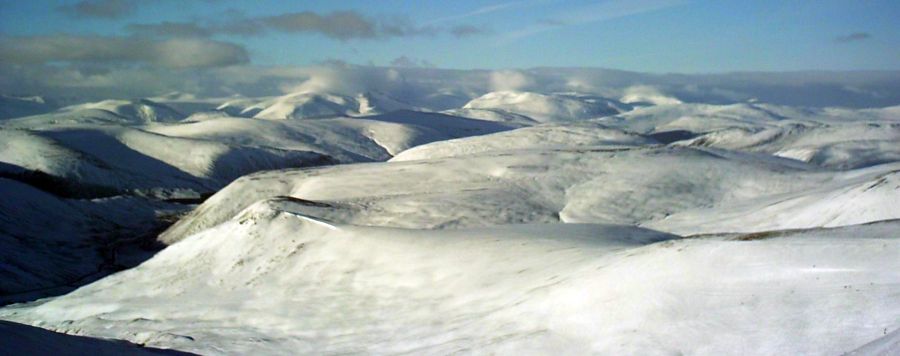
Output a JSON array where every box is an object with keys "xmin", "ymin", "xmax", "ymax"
[
  {"xmin": 2, "ymin": 202, "xmax": 897, "ymax": 354},
  {"xmin": 463, "ymin": 91, "xmax": 631, "ymax": 123},
  {"xmin": 252, "ymin": 92, "xmax": 360, "ymax": 120},
  {"xmin": 0, "ymin": 125, "xmax": 328, "ymax": 197},
  {"xmin": 645, "ymin": 164, "xmax": 900, "ymax": 234},
  {"xmin": 1, "ymin": 84, "xmax": 898, "ymax": 354},
  {"xmin": 161, "ymin": 141, "xmax": 899, "ymax": 244},
  {"xmin": 391, "ymin": 122, "xmax": 657, "ymax": 161},
  {"xmin": 217, "ymin": 91, "xmax": 418, "ymax": 120},
  {"xmin": 59, "ymin": 99, "xmax": 186, "ymax": 124},
  {"xmin": 849, "ymin": 327, "xmax": 900, "ymax": 355}
]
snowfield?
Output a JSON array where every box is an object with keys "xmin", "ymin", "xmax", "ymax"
[
  {"xmin": 1, "ymin": 209, "xmax": 897, "ymax": 354},
  {"xmin": 461, "ymin": 91, "xmax": 631, "ymax": 123},
  {"xmin": 1, "ymin": 85, "xmax": 898, "ymax": 355}
]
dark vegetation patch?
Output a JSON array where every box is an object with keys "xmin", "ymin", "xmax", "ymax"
[
  {"xmin": 272, "ymin": 195, "xmax": 334, "ymax": 208},
  {"xmin": 0, "ymin": 211, "xmax": 183, "ymax": 305},
  {"xmin": 0, "ymin": 168, "xmax": 121, "ymax": 199},
  {"xmin": 732, "ymin": 230, "xmax": 788, "ymax": 241},
  {"xmin": 163, "ymin": 192, "xmax": 214, "ymax": 205},
  {"xmin": 649, "ymin": 130, "xmax": 699, "ymax": 144}
]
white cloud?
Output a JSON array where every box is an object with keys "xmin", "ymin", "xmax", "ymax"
[
  {"xmin": 1, "ymin": 62, "xmax": 898, "ymax": 109},
  {"xmin": 620, "ymin": 85, "xmax": 682, "ymax": 105},
  {"xmin": 490, "ymin": 70, "xmax": 536, "ymax": 91}
]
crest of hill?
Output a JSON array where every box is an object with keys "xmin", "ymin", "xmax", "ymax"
[{"xmin": 462, "ymin": 91, "xmax": 632, "ymax": 123}]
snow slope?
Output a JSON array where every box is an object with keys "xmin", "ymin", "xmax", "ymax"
[
  {"xmin": 462, "ymin": 91, "xmax": 631, "ymax": 123},
  {"xmin": 645, "ymin": 165, "xmax": 900, "ymax": 234},
  {"xmin": 151, "ymin": 111, "xmax": 513, "ymax": 161},
  {"xmin": 391, "ymin": 122, "xmax": 658, "ymax": 161},
  {"xmin": 441, "ymin": 107, "xmax": 539, "ymax": 125},
  {"xmin": 0, "ymin": 101, "xmax": 517, "ymax": 300},
  {"xmin": 159, "ymin": 145, "xmax": 864, "ymax": 243},
  {"xmin": 1, "ymin": 104, "xmax": 511, "ymax": 198},
  {"xmin": 63, "ymin": 99, "xmax": 185, "ymax": 123},
  {"xmin": 2, "ymin": 201, "xmax": 896, "ymax": 354},
  {"xmin": 600, "ymin": 103, "xmax": 900, "ymax": 169},
  {"xmin": 0, "ymin": 126, "xmax": 329, "ymax": 197},
  {"xmin": 850, "ymin": 327, "xmax": 900, "ymax": 355},
  {"xmin": 1, "ymin": 87, "xmax": 898, "ymax": 355},
  {"xmin": 161, "ymin": 112, "xmax": 900, "ymax": 244},
  {"xmin": 218, "ymin": 91, "xmax": 418, "ymax": 120}
]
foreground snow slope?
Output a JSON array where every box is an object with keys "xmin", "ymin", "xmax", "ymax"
[{"xmin": 2, "ymin": 200, "xmax": 897, "ymax": 354}]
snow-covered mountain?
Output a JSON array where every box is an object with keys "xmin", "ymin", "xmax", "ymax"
[
  {"xmin": 1, "ymin": 86, "xmax": 898, "ymax": 355},
  {"xmin": 2, "ymin": 207, "xmax": 896, "ymax": 354},
  {"xmin": 217, "ymin": 91, "xmax": 419, "ymax": 120},
  {"xmin": 599, "ymin": 103, "xmax": 900, "ymax": 169},
  {"xmin": 459, "ymin": 91, "xmax": 631, "ymax": 123},
  {"xmin": 0, "ymin": 94, "xmax": 516, "ymax": 301},
  {"xmin": 1, "ymin": 100, "xmax": 513, "ymax": 198}
]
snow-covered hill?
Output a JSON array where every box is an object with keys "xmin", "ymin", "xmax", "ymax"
[
  {"xmin": 160, "ymin": 141, "xmax": 898, "ymax": 244},
  {"xmin": 1, "ymin": 105, "xmax": 512, "ymax": 198},
  {"xmin": 0, "ymin": 125, "xmax": 329, "ymax": 198},
  {"xmin": 460, "ymin": 91, "xmax": 631, "ymax": 123},
  {"xmin": 1, "ymin": 86, "xmax": 898, "ymax": 355},
  {"xmin": 391, "ymin": 122, "xmax": 657, "ymax": 161},
  {"xmin": 217, "ymin": 91, "xmax": 419, "ymax": 120},
  {"xmin": 0, "ymin": 99, "xmax": 517, "ymax": 298},
  {"xmin": 600, "ymin": 103, "xmax": 900, "ymax": 169},
  {"xmin": 2, "ymin": 202, "xmax": 896, "ymax": 354}
]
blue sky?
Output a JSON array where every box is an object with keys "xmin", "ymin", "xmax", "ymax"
[{"xmin": 0, "ymin": 0, "xmax": 898, "ymax": 72}]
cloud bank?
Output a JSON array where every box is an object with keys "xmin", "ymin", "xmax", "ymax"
[
  {"xmin": 3, "ymin": 60, "xmax": 899, "ymax": 110},
  {"xmin": 0, "ymin": 35, "xmax": 249, "ymax": 68},
  {"xmin": 127, "ymin": 10, "xmax": 481, "ymax": 41}
]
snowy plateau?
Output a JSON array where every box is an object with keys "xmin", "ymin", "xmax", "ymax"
[{"xmin": 1, "ymin": 72, "xmax": 899, "ymax": 355}]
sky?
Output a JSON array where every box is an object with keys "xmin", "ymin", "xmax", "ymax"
[{"xmin": 0, "ymin": 0, "xmax": 898, "ymax": 73}]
